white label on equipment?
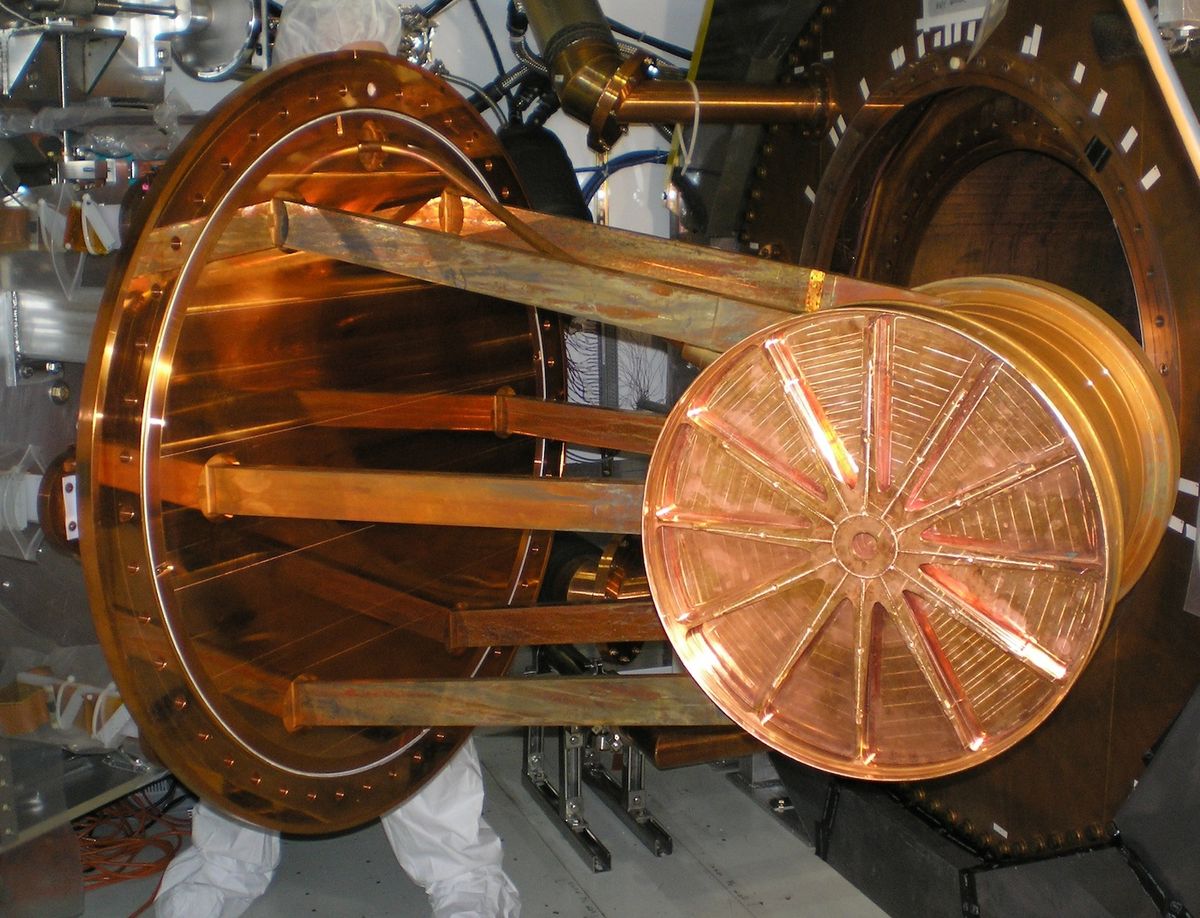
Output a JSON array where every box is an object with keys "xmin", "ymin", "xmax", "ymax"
[{"xmin": 918, "ymin": 0, "xmax": 988, "ymax": 32}]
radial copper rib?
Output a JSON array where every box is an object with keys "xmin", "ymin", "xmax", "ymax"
[
  {"xmin": 655, "ymin": 507, "xmax": 828, "ymax": 549},
  {"xmin": 757, "ymin": 575, "xmax": 849, "ymax": 720},
  {"xmin": 894, "ymin": 356, "xmax": 1002, "ymax": 514},
  {"xmin": 856, "ymin": 592, "xmax": 885, "ymax": 763},
  {"xmin": 680, "ymin": 556, "xmax": 837, "ymax": 632},
  {"xmin": 764, "ymin": 336, "xmax": 859, "ymax": 493},
  {"xmin": 899, "ymin": 442, "xmax": 1077, "ymax": 531},
  {"xmin": 864, "ymin": 316, "xmax": 894, "ymax": 495},
  {"xmin": 913, "ymin": 531, "xmax": 1104, "ymax": 574},
  {"xmin": 914, "ymin": 565, "xmax": 1068, "ymax": 682},
  {"xmin": 643, "ymin": 287, "xmax": 1172, "ymax": 780},
  {"xmin": 685, "ymin": 407, "xmax": 832, "ymax": 517},
  {"xmin": 890, "ymin": 590, "xmax": 985, "ymax": 751}
]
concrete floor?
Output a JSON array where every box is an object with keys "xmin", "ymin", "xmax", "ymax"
[{"xmin": 83, "ymin": 730, "xmax": 885, "ymax": 917}]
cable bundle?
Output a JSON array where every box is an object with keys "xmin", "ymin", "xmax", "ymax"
[{"xmin": 74, "ymin": 781, "xmax": 193, "ymax": 915}]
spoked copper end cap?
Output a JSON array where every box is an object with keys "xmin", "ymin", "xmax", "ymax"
[{"xmin": 642, "ymin": 278, "xmax": 1177, "ymax": 780}]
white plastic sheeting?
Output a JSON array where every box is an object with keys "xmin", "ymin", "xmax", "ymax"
[
  {"xmin": 156, "ymin": 739, "xmax": 520, "ymax": 917},
  {"xmin": 272, "ymin": 0, "xmax": 407, "ymax": 64}
]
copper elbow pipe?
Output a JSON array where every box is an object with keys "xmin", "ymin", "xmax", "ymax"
[{"xmin": 521, "ymin": 0, "xmax": 831, "ymax": 151}]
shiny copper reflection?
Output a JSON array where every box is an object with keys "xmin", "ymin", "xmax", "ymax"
[
  {"xmin": 643, "ymin": 283, "xmax": 1176, "ymax": 780},
  {"xmin": 79, "ymin": 54, "xmax": 560, "ymax": 833}
]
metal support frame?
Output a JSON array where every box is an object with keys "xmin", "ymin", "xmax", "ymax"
[
  {"xmin": 582, "ymin": 735, "xmax": 673, "ymax": 857},
  {"xmin": 0, "ymin": 747, "xmax": 16, "ymax": 847},
  {"xmin": 519, "ymin": 643, "xmax": 675, "ymax": 870},
  {"xmin": 726, "ymin": 751, "xmax": 807, "ymax": 841},
  {"xmin": 522, "ymin": 724, "xmax": 611, "ymax": 872}
]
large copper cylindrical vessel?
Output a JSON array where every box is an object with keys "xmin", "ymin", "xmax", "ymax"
[{"xmin": 78, "ymin": 53, "xmax": 562, "ymax": 833}]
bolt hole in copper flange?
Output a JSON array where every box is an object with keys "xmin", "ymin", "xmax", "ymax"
[{"xmin": 642, "ymin": 276, "xmax": 1177, "ymax": 780}]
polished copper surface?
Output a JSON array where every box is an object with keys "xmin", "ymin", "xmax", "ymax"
[
  {"xmin": 918, "ymin": 276, "xmax": 1178, "ymax": 598},
  {"xmin": 72, "ymin": 26, "xmax": 1186, "ymax": 836},
  {"xmin": 616, "ymin": 80, "xmax": 828, "ymax": 126},
  {"xmin": 737, "ymin": 0, "xmax": 1200, "ymax": 852},
  {"xmin": 643, "ymin": 280, "xmax": 1176, "ymax": 780},
  {"xmin": 78, "ymin": 53, "xmax": 561, "ymax": 833}
]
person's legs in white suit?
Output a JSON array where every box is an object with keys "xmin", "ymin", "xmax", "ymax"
[
  {"xmin": 382, "ymin": 738, "xmax": 520, "ymax": 918},
  {"xmin": 155, "ymin": 738, "xmax": 518, "ymax": 917},
  {"xmin": 154, "ymin": 801, "xmax": 280, "ymax": 918}
]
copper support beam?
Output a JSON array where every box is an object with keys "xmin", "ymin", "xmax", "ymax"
[
  {"xmin": 296, "ymin": 390, "xmax": 664, "ymax": 454},
  {"xmin": 272, "ymin": 199, "xmax": 790, "ymax": 353},
  {"xmin": 475, "ymin": 208, "xmax": 939, "ymax": 314},
  {"xmin": 485, "ymin": 207, "xmax": 830, "ymax": 312},
  {"xmin": 147, "ymin": 198, "xmax": 936, "ymax": 326},
  {"xmin": 447, "ymin": 601, "xmax": 665, "ymax": 650},
  {"xmin": 140, "ymin": 200, "xmax": 277, "ymax": 275},
  {"xmin": 202, "ymin": 460, "xmax": 645, "ymax": 533},
  {"xmin": 139, "ymin": 197, "xmax": 470, "ymax": 277},
  {"xmin": 285, "ymin": 674, "xmax": 732, "ymax": 729}
]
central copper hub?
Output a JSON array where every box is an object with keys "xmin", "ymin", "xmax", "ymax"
[{"xmin": 833, "ymin": 515, "xmax": 897, "ymax": 577}]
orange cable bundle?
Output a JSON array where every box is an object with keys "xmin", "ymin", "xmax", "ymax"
[{"xmin": 73, "ymin": 783, "xmax": 193, "ymax": 916}]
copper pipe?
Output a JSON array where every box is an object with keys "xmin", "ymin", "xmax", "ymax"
[
  {"xmin": 616, "ymin": 80, "xmax": 828, "ymax": 127},
  {"xmin": 522, "ymin": 0, "xmax": 830, "ymax": 150},
  {"xmin": 523, "ymin": 0, "xmax": 627, "ymax": 149}
]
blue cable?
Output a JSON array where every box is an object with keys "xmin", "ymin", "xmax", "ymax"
[{"xmin": 581, "ymin": 149, "xmax": 668, "ymax": 204}]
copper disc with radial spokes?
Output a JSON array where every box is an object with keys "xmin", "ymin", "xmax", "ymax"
[{"xmin": 643, "ymin": 301, "xmax": 1141, "ymax": 780}]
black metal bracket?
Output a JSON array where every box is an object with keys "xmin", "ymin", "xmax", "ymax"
[
  {"xmin": 960, "ymin": 867, "xmax": 981, "ymax": 917},
  {"xmin": 814, "ymin": 781, "xmax": 841, "ymax": 860}
]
